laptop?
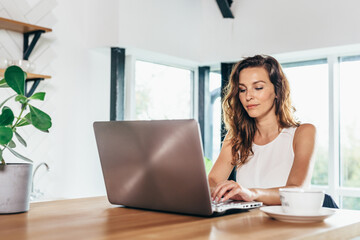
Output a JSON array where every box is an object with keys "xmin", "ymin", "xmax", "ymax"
[{"xmin": 93, "ymin": 119, "xmax": 262, "ymax": 216}]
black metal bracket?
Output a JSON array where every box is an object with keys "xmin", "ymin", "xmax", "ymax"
[
  {"xmin": 22, "ymin": 30, "xmax": 46, "ymax": 97},
  {"xmin": 25, "ymin": 78, "xmax": 43, "ymax": 97},
  {"xmin": 216, "ymin": 0, "xmax": 234, "ymax": 18},
  {"xmin": 23, "ymin": 30, "xmax": 45, "ymax": 60}
]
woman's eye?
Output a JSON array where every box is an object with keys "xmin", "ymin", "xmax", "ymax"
[
  {"xmin": 239, "ymin": 89, "xmax": 246, "ymax": 93},
  {"xmin": 255, "ymin": 87, "xmax": 263, "ymax": 90}
]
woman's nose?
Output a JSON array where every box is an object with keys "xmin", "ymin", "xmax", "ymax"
[{"xmin": 246, "ymin": 89, "xmax": 254, "ymax": 101}]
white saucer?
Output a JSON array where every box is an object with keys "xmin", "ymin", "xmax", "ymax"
[{"xmin": 260, "ymin": 206, "xmax": 336, "ymax": 223}]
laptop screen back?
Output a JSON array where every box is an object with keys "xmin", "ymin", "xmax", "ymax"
[{"xmin": 93, "ymin": 119, "xmax": 213, "ymax": 216}]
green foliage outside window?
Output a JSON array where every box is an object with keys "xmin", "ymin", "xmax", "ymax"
[
  {"xmin": 311, "ymin": 146, "xmax": 328, "ymax": 185},
  {"xmin": 204, "ymin": 156, "xmax": 213, "ymax": 175},
  {"xmin": 341, "ymin": 124, "xmax": 360, "ymax": 188}
]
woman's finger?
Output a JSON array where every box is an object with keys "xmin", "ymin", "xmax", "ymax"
[
  {"xmin": 212, "ymin": 181, "xmax": 232, "ymax": 200},
  {"xmin": 213, "ymin": 181, "xmax": 238, "ymax": 202},
  {"xmin": 221, "ymin": 187, "xmax": 242, "ymax": 202},
  {"xmin": 211, "ymin": 181, "xmax": 230, "ymax": 200}
]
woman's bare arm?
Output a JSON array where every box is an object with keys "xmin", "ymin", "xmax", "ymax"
[{"xmin": 208, "ymin": 134, "xmax": 234, "ymax": 190}]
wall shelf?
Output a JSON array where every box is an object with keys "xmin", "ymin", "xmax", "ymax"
[
  {"xmin": 0, "ymin": 68, "xmax": 51, "ymax": 80},
  {"xmin": 0, "ymin": 17, "xmax": 52, "ymax": 97},
  {"xmin": 0, "ymin": 17, "xmax": 52, "ymax": 33}
]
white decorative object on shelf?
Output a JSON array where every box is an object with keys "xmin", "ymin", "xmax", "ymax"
[
  {"xmin": 10, "ymin": 60, "xmax": 30, "ymax": 72},
  {"xmin": 0, "ymin": 57, "xmax": 9, "ymax": 68}
]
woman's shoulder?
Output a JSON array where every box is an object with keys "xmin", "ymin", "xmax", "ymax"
[
  {"xmin": 296, "ymin": 123, "xmax": 316, "ymax": 133},
  {"xmin": 293, "ymin": 123, "xmax": 316, "ymax": 141}
]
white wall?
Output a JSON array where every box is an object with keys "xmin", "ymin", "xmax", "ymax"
[
  {"xmin": 116, "ymin": 0, "xmax": 202, "ymax": 63},
  {"xmin": 50, "ymin": 0, "xmax": 119, "ymax": 198}
]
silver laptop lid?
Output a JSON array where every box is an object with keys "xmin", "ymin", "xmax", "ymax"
[{"xmin": 93, "ymin": 119, "xmax": 213, "ymax": 216}]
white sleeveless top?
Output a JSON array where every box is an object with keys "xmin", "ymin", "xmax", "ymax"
[{"xmin": 236, "ymin": 127, "xmax": 303, "ymax": 188}]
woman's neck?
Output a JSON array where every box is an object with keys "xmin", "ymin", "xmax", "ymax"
[{"xmin": 254, "ymin": 115, "xmax": 281, "ymax": 144}]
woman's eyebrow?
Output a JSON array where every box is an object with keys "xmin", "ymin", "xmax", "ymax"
[
  {"xmin": 239, "ymin": 80, "xmax": 266, "ymax": 86},
  {"xmin": 253, "ymin": 80, "xmax": 266, "ymax": 84}
]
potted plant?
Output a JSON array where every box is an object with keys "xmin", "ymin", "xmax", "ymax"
[{"xmin": 0, "ymin": 65, "xmax": 52, "ymax": 214}]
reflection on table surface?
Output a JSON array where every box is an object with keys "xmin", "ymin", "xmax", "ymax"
[{"xmin": 0, "ymin": 196, "xmax": 360, "ymax": 240}]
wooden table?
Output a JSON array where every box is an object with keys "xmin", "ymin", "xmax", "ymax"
[{"xmin": 1, "ymin": 196, "xmax": 360, "ymax": 240}]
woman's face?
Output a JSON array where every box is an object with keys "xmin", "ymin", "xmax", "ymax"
[{"xmin": 238, "ymin": 67, "xmax": 276, "ymax": 120}]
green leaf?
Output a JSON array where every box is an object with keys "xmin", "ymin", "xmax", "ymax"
[
  {"xmin": 16, "ymin": 118, "xmax": 31, "ymax": 127},
  {"xmin": 6, "ymin": 146, "xmax": 33, "ymax": 163},
  {"xmin": 0, "ymin": 126, "xmax": 13, "ymax": 145},
  {"xmin": 0, "ymin": 148, "xmax": 4, "ymax": 165},
  {"xmin": 0, "ymin": 106, "xmax": 14, "ymax": 126},
  {"xmin": 24, "ymin": 112, "xmax": 32, "ymax": 123},
  {"xmin": 8, "ymin": 139, "xmax": 16, "ymax": 148},
  {"xmin": 0, "ymin": 94, "xmax": 16, "ymax": 110},
  {"xmin": 15, "ymin": 95, "xmax": 28, "ymax": 104},
  {"xmin": 4, "ymin": 65, "xmax": 25, "ymax": 95},
  {"xmin": 29, "ymin": 92, "xmax": 45, "ymax": 101},
  {"xmin": 29, "ymin": 105, "xmax": 52, "ymax": 131},
  {"xmin": 0, "ymin": 78, "xmax": 9, "ymax": 88},
  {"xmin": 15, "ymin": 131, "xmax": 27, "ymax": 147}
]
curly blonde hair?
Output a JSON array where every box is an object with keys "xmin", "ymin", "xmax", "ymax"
[{"xmin": 222, "ymin": 55, "xmax": 299, "ymax": 168}]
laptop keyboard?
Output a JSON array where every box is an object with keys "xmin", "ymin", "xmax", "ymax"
[{"xmin": 211, "ymin": 200, "xmax": 263, "ymax": 212}]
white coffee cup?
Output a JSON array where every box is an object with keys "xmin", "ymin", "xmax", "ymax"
[{"xmin": 279, "ymin": 188, "xmax": 325, "ymax": 215}]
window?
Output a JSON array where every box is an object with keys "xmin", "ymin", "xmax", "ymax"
[
  {"xmin": 209, "ymin": 72, "xmax": 222, "ymax": 162},
  {"xmin": 134, "ymin": 61, "xmax": 193, "ymax": 120},
  {"xmin": 339, "ymin": 57, "xmax": 360, "ymax": 189},
  {"xmin": 280, "ymin": 54, "xmax": 360, "ymax": 210},
  {"xmin": 282, "ymin": 60, "xmax": 329, "ymax": 186}
]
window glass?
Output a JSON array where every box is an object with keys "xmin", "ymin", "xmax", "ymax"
[
  {"xmin": 342, "ymin": 196, "xmax": 360, "ymax": 210},
  {"xmin": 209, "ymin": 72, "xmax": 221, "ymax": 162},
  {"xmin": 282, "ymin": 62, "xmax": 329, "ymax": 185},
  {"xmin": 135, "ymin": 61, "xmax": 192, "ymax": 120},
  {"xmin": 339, "ymin": 58, "xmax": 360, "ymax": 188}
]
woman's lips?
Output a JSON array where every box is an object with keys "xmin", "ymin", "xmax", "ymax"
[{"xmin": 247, "ymin": 104, "xmax": 258, "ymax": 109}]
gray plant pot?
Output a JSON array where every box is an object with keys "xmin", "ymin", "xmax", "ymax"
[{"xmin": 0, "ymin": 163, "xmax": 33, "ymax": 214}]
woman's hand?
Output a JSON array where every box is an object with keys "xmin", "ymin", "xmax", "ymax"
[{"xmin": 211, "ymin": 180, "xmax": 257, "ymax": 203}]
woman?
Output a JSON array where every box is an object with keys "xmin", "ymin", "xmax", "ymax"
[{"xmin": 208, "ymin": 55, "xmax": 316, "ymax": 205}]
